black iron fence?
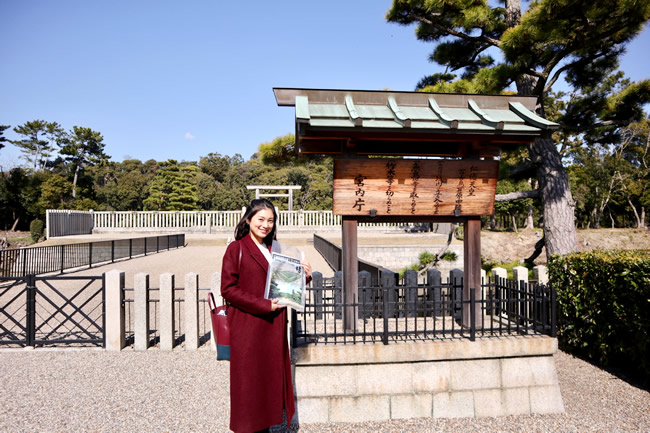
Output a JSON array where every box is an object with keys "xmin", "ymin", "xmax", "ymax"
[
  {"xmin": 313, "ymin": 234, "xmax": 387, "ymax": 283},
  {"xmin": 292, "ymin": 271, "xmax": 556, "ymax": 346},
  {"xmin": 0, "ymin": 274, "xmax": 105, "ymax": 347},
  {"xmin": 0, "ymin": 234, "xmax": 185, "ymax": 277}
]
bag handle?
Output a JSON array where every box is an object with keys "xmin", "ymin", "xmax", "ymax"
[{"xmin": 208, "ymin": 291, "xmax": 217, "ymax": 312}]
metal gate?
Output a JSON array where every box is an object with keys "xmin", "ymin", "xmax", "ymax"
[{"xmin": 0, "ymin": 275, "xmax": 105, "ymax": 347}]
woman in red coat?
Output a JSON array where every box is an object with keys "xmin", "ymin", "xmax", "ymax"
[{"xmin": 221, "ymin": 199, "xmax": 311, "ymax": 433}]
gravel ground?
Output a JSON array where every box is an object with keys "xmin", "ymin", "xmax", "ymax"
[{"xmin": 1, "ymin": 348, "xmax": 648, "ymax": 433}]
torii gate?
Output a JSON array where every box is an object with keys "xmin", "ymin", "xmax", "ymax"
[
  {"xmin": 275, "ymin": 87, "xmax": 558, "ymax": 330},
  {"xmin": 246, "ymin": 185, "xmax": 302, "ymax": 211}
]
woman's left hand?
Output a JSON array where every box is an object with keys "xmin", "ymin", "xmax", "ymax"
[{"xmin": 301, "ymin": 261, "xmax": 312, "ymax": 280}]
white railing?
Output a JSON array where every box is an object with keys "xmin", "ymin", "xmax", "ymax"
[
  {"xmin": 47, "ymin": 209, "xmax": 408, "ymax": 235},
  {"xmin": 93, "ymin": 210, "xmax": 243, "ymax": 231}
]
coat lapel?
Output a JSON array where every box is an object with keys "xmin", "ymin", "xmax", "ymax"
[{"xmin": 242, "ymin": 234, "xmax": 270, "ymax": 274}]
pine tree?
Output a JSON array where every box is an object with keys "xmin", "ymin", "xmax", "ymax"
[{"xmin": 387, "ymin": 0, "xmax": 650, "ymax": 257}]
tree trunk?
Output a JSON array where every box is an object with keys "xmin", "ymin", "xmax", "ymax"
[
  {"xmin": 10, "ymin": 216, "xmax": 20, "ymax": 232},
  {"xmin": 608, "ymin": 207, "xmax": 615, "ymax": 228},
  {"xmin": 526, "ymin": 204, "xmax": 534, "ymax": 229},
  {"xmin": 505, "ymin": 0, "xmax": 522, "ymax": 32},
  {"xmin": 490, "ymin": 213, "xmax": 496, "ymax": 230},
  {"xmin": 642, "ymin": 207, "xmax": 646, "ymax": 229},
  {"xmin": 511, "ymin": 213, "xmax": 518, "ymax": 232},
  {"xmin": 72, "ymin": 164, "xmax": 80, "ymax": 199},
  {"xmin": 529, "ymin": 136, "xmax": 578, "ymax": 259},
  {"xmin": 627, "ymin": 197, "xmax": 643, "ymax": 228}
]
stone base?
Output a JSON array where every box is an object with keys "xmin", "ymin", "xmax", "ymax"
[{"xmin": 293, "ymin": 336, "xmax": 564, "ymax": 423}]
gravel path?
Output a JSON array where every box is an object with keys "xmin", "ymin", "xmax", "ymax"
[{"xmin": 1, "ymin": 348, "xmax": 648, "ymax": 433}]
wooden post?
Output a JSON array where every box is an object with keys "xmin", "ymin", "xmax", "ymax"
[
  {"xmin": 463, "ymin": 217, "xmax": 482, "ymax": 328},
  {"xmin": 342, "ymin": 216, "xmax": 358, "ymax": 331}
]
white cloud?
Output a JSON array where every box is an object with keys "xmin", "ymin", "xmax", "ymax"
[{"xmin": 184, "ymin": 132, "xmax": 195, "ymax": 140}]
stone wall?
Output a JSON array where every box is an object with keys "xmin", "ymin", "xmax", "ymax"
[
  {"xmin": 293, "ymin": 337, "xmax": 564, "ymax": 422},
  {"xmin": 358, "ymin": 244, "xmax": 464, "ymax": 274}
]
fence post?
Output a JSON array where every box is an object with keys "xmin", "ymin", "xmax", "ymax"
[
  {"xmin": 105, "ymin": 270, "xmax": 125, "ymax": 351},
  {"xmin": 111, "ymin": 240, "xmax": 115, "ymax": 263},
  {"xmin": 533, "ymin": 265, "xmax": 549, "ymax": 285},
  {"xmin": 426, "ymin": 269, "xmax": 442, "ymax": 317},
  {"xmin": 404, "ymin": 269, "xmax": 418, "ymax": 318},
  {"xmin": 134, "ymin": 272, "xmax": 150, "ymax": 351},
  {"xmin": 185, "ymin": 272, "xmax": 200, "ymax": 350},
  {"xmin": 88, "ymin": 242, "xmax": 93, "ymax": 269},
  {"xmin": 513, "ymin": 266, "xmax": 529, "ymax": 331},
  {"xmin": 160, "ymin": 273, "xmax": 175, "ymax": 350},
  {"xmin": 60, "ymin": 245, "xmax": 65, "ymax": 274},
  {"xmin": 312, "ymin": 271, "xmax": 323, "ymax": 320},
  {"xmin": 26, "ymin": 274, "xmax": 36, "ymax": 347}
]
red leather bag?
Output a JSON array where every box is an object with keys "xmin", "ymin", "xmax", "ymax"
[{"xmin": 209, "ymin": 292, "xmax": 230, "ymax": 361}]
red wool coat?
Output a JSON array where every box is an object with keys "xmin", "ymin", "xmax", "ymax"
[{"xmin": 220, "ymin": 235, "xmax": 295, "ymax": 433}]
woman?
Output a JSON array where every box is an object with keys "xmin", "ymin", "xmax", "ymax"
[{"xmin": 221, "ymin": 199, "xmax": 311, "ymax": 433}]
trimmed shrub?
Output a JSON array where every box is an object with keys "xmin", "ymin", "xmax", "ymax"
[
  {"xmin": 29, "ymin": 219, "xmax": 45, "ymax": 243},
  {"xmin": 549, "ymin": 249, "xmax": 650, "ymax": 384}
]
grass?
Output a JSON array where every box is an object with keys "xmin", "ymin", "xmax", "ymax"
[{"xmin": 482, "ymin": 260, "xmax": 534, "ymax": 280}]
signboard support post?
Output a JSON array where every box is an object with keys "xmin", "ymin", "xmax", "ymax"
[
  {"xmin": 342, "ymin": 216, "xmax": 358, "ymax": 331},
  {"xmin": 463, "ymin": 217, "xmax": 483, "ymax": 328}
]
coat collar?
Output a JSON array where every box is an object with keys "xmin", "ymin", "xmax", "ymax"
[{"xmin": 241, "ymin": 234, "xmax": 270, "ymax": 274}]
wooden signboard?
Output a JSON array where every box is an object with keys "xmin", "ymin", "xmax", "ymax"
[{"xmin": 333, "ymin": 159, "xmax": 499, "ymax": 217}]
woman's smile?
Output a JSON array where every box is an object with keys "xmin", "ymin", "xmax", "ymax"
[{"xmin": 248, "ymin": 208, "xmax": 275, "ymax": 244}]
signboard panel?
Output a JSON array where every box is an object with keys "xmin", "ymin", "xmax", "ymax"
[{"xmin": 333, "ymin": 159, "xmax": 498, "ymax": 216}]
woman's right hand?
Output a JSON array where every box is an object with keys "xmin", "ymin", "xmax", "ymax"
[{"xmin": 270, "ymin": 298, "xmax": 285, "ymax": 311}]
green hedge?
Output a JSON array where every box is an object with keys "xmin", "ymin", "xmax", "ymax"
[
  {"xmin": 548, "ymin": 249, "xmax": 650, "ymax": 384},
  {"xmin": 30, "ymin": 219, "xmax": 44, "ymax": 243}
]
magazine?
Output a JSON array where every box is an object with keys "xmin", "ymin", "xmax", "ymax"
[{"xmin": 264, "ymin": 252, "xmax": 306, "ymax": 311}]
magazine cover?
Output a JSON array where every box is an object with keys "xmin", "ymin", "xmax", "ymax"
[{"xmin": 264, "ymin": 252, "xmax": 306, "ymax": 311}]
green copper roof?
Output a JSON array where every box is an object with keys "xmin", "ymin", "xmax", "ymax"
[{"xmin": 274, "ymin": 88, "xmax": 559, "ymax": 157}]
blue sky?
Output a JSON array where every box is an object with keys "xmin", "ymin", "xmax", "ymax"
[{"xmin": 1, "ymin": 1, "xmax": 648, "ymax": 168}]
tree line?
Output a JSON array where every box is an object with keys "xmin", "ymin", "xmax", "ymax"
[
  {"xmin": 1, "ymin": 116, "xmax": 648, "ymax": 234},
  {"xmin": 0, "ymin": 128, "xmax": 334, "ymax": 231}
]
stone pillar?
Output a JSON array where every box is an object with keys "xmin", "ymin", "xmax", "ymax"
[
  {"xmin": 491, "ymin": 267, "xmax": 507, "ymax": 281},
  {"xmin": 449, "ymin": 269, "xmax": 463, "ymax": 318},
  {"xmin": 160, "ymin": 273, "xmax": 175, "ymax": 351},
  {"xmin": 534, "ymin": 265, "xmax": 549, "ymax": 285},
  {"xmin": 185, "ymin": 272, "xmax": 199, "ymax": 350},
  {"xmin": 426, "ymin": 269, "xmax": 442, "ymax": 316},
  {"xmin": 381, "ymin": 270, "xmax": 397, "ymax": 318},
  {"xmin": 358, "ymin": 270, "xmax": 372, "ymax": 319},
  {"xmin": 404, "ymin": 270, "xmax": 418, "ymax": 318},
  {"xmin": 134, "ymin": 272, "xmax": 150, "ymax": 351},
  {"xmin": 312, "ymin": 271, "xmax": 324, "ymax": 320},
  {"xmin": 513, "ymin": 266, "xmax": 529, "ymax": 284},
  {"xmin": 105, "ymin": 270, "xmax": 125, "ymax": 351}
]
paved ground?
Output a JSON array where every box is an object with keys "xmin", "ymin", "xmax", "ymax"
[
  {"xmin": 2, "ymin": 231, "xmax": 648, "ymax": 432},
  {"xmin": 1, "ymin": 348, "xmax": 648, "ymax": 433}
]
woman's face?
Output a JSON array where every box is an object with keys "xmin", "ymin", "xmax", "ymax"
[{"xmin": 247, "ymin": 208, "xmax": 274, "ymax": 244}]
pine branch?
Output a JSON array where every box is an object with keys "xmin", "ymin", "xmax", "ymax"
[
  {"xmin": 495, "ymin": 190, "xmax": 539, "ymax": 201},
  {"xmin": 410, "ymin": 12, "xmax": 500, "ymax": 47}
]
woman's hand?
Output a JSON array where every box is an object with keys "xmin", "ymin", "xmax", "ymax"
[
  {"xmin": 270, "ymin": 298, "xmax": 285, "ymax": 311},
  {"xmin": 301, "ymin": 261, "xmax": 312, "ymax": 280}
]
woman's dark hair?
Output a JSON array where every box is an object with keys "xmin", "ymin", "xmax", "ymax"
[{"xmin": 234, "ymin": 199, "xmax": 278, "ymax": 246}]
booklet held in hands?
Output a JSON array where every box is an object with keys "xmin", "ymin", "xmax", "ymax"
[{"xmin": 264, "ymin": 252, "xmax": 306, "ymax": 311}]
